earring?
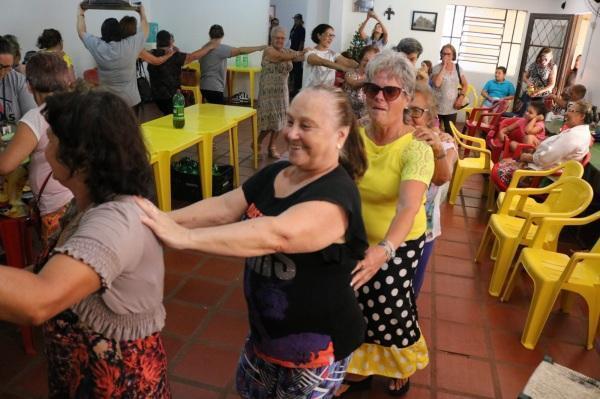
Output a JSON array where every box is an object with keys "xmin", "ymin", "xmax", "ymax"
[{"xmin": 336, "ymin": 143, "xmax": 342, "ymax": 150}]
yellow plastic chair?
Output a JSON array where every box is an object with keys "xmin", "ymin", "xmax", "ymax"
[
  {"xmin": 496, "ymin": 160, "xmax": 584, "ymax": 214},
  {"xmin": 474, "ymin": 176, "xmax": 593, "ymax": 297},
  {"xmin": 501, "ymin": 210, "xmax": 600, "ymax": 350},
  {"xmin": 448, "ymin": 121, "xmax": 493, "ymax": 206},
  {"xmin": 462, "ymin": 84, "xmax": 480, "ymax": 119},
  {"xmin": 182, "ymin": 61, "xmax": 202, "ymax": 104}
]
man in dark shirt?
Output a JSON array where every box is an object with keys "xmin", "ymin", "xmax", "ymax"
[
  {"xmin": 288, "ymin": 13, "xmax": 305, "ymax": 98},
  {"xmin": 147, "ymin": 30, "xmax": 216, "ymax": 114}
]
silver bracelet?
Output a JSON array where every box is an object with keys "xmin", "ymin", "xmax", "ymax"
[{"xmin": 378, "ymin": 240, "xmax": 395, "ymax": 262}]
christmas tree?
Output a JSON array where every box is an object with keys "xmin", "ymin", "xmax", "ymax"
[{"xmin": 346, "ymin": 26, "xmax": 366, "ymax": 61}]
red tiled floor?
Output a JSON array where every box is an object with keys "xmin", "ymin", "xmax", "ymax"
[
  {"xmin": 164, "ymin": 301, "xmax": 209, "ymax": 336},
  {"xmin": 435, "ymin": 240, "xmax": 471, "ymax": 260},
  {"xmin": 196, "ymin": 257, "xmax": 244, "ymax": 282},
  {"xmin": 435, "ymin": 255, "xmax": 476, "ymax": 277},
  {"xmin": 489, "ymin": 330, "xmax": 545, "ymax": 366},
  {"xmin": 484, "ymin": 303, "xmax": 529, "ymax": 333},
  {"xmin": 434, "ymin": 274, "xmax": 480, "ymax": 300},
  {"xmin": 199, "ymin": 313, "xmax": 249, "ymax": 347},
  {"xmin": 436, "ymin": 295, "xmax": 484, "ymax": 326},
  {"xmin": 436, "ymin": 352, "xmax": 496, "ymax": 398},
  {"xmin": 416, "ymin": 292, "xmax": 432, "ymax": 319},
  {"xmin": 439, "ymin": 226, "xmax": 472, "ymax": 243},
  {"xmin": 174, "ymin": 279, "xmax": 229, "ymax": 307},
  {"xmin": 222, "ymin": 286, "xmax": 247, "ymax": 314},
  {"xmin": 164, "ymin": 250, "xmax": 206, "ymax": 274},
  {"xmin": 420, "ymin": 272, "xmax": 432, "ymax": 294},
  {"xmin": 544, "ymin": 340, "xmax": 600, "ymax": 378},
  {"xmin": 169, "ymin": 382, "xmax": 222, "ymax": 399},
  {"xmin": 495, "ymin": 363, "xmax": 537, "ymax": 399},
  {"xmin": 171, "ymin": 343, "xmax": 239, "ymax": 388},
  {"xmin": 8, "ymin": 360, "xmax": 48, "ymax": 398},
  {"xmin": 162, "ymin": 334, "xmax": 185, "ymax": 362},
  {"xmin": 436, "ymin": 320, "xmax": 489, "ymax": 358},
  {"xmin": 164, "ymin": 272, "xmax": 184, "ymax": 297}
]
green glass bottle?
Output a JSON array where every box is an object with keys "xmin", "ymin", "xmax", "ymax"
[{"xmin": 173, "ymin": 90, "xmax": 185, "ymax": 129}]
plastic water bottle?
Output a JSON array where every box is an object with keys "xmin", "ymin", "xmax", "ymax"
[
  {"xmin": 173, "ymin": 90, "xmax": 185, "ymax": 129},
  {"xmin": 235, "ymin": 55, "xmax": 241, "ymax": 67},
  {"xmin": 242, "ymin": 54, "xmax": 249, "ymax": 68}
]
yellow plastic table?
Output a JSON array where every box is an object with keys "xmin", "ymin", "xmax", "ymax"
[
  {"xmin": 193, "ymin": 103, "xmax": 259, "ymax": 169},
  {"xmin": 226, "ymin": 65, "xmax": 261, "ymax": 108},
  {"xmin": 142, "ymin": 116, "xmax": 238, "ymax": 211}
]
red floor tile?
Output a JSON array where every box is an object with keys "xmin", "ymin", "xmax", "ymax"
[
  {"xmin": 8, "ymin": 360, "xmax": 48, "ymax": 398},
  {"xmin": 434, "ymin": 274, "xmax": 480, "ymax": 300},
  {"xmin": 164, "ymin": 301, "xmax": 209, "ymax": 337},
  {"xmin": 418, "ymin": 318, "xmax": 432, "ymax": 344},
  {"xmin": 435, "ymin": 295, "xmax": 484, "ymax": 326},
  {"xmin": 420, "ymin": 272, "xmax": 432, "ymax": 294},
  {"xmin": 489, "ymin": 330, "xmax": 545, "ymax": 366},
  {"xmin": 164, "ymin": 272, "xmax": 184, "ymax": 297},
  {"xmin": 436, "ymin": 352, "xmax": 495, "ymax": 398},
  {"xmin": 174, "ymin": 279, "xmax": 229, "ymax": 307},
  {"xmin": 462, "ymin": 196, "xmax": 484, "ymax": 208},
  {"xmin": 438, "ymin": 226, "xmax": 472, "ymax": 243},
  {"xmin": 435, "ymin": 241, "xmax": 471, "ymax": 260},
  {"xmin": 161, "ymin": 334, "xmax": 185, "ymax": 362},
  {"xmin": 222, "ymin": 286, "xmax": 247, "ymax": 314},
  {"xmin": 541, "ymin": 312, "xmax": 589, "ymax": 346},
  {"xmin": 436, "ymin": 392, "xmax": 479, "ymax": 399},
  {"xmin": 170, "ymin": 382, "xmax": 222, "ymax": 399},
  {"xmin": 440, "ymin": 214, "xmax": 467, "ymax": 229},
  {"xmin": 436, "ymin": 320, "xmax": 489, "ymax": 358},
  {"xmin": 196, "ymin": 257, "xmax": 244, "ymax": 282},
  {"xmin": 484, "ymin": 303, "xmax": 529, "ymax": 333},
  {"xmin": 199, "ymin": 313, "xmax": 249, "ymax": 348},
  {"xmin": 164, "ymin": 250, "xmax": 205, "ymax": 274},
  {"xmin": 495, "ymin": 364, "xmax": 537, "ymax": 399},
  {"xmin": 411, "ymin": 364, "xmax": 432, "ymax": 386},
  {"xmin": 172, "ymin": 343, "xmax": 239, "ymax": 388},
  {"xmin": 461, "ymin": 187, "xmax": 484, "ymax": 199},
  {"xmin": 435, "ymin": 256, "xmax": 476, "ymax": 278}
]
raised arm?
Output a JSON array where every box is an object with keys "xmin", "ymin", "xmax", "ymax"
[
  {"xmin": 373, "ymin": 13, "xmax": 389, "ymax": 44},
  {"xmin": 137, "ymin": 5, "xmax": 149, "ymax": 39},
  {"xmin": 263, "ymin": 47, "xmax": 303, "ymax": 63},
  {"xmin": 358, "ymin": 14, "xmax": 371, "ymax": 40},
  {"xmin": 432, "ymin": 65, "xmax": 446, "ymax": 88},
  {"xmin": 185, "ymin": 41, "xmax": 219, "ymax": 64},
  {"xmin": 137, "ymin": 196, "xmax": 348, "ymax": 257},
  {"xmin": 230, "ymin": 45, "xmax": 267, "ymax": 57},
  {"xmin": 139, "ymin": 49, "xmax": 174, "ymax": 65},
  {"xmin": 77, "ymin": 5, "xmax": 87, "ymax": 40}
]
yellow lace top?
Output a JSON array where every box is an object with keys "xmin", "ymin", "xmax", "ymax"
[{"xmin": 357, "ymin": 127, "xmax": 434, "ymax": 245}]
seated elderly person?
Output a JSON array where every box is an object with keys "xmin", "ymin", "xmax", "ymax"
[
  {"xmin": 493, "ymin": 100, "xmax": 593, "ymax": 188},
  {"xmin": 481, "ymin": 66, "xmax": 515, "ymax": 107}
]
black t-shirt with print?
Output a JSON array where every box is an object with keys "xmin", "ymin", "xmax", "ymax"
[
  {"xmin": 147, "ymin": 49, "xmax": 188, "ymax": 101},
  {"xmin": 242, "ymin": 161, "xmax": 368, "ymax": 366}
]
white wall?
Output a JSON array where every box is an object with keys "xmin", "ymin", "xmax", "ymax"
[
  {"xmin": 152, "ymin": 0, "xmax": 270, "ymax": 96},
  {"xmin": 0, "ymin": 0, "xmax": 158, "ymax": 75},
  {"xmin": 270, "ymin": 0, "xmax": 308, "ymax": 37},
  {"xmin": 270, "ymin": 0, "xmax": 331, "ymax": 48}
]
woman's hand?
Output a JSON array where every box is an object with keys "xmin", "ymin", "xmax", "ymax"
[
  {"xmin": 413, "ymin": 127, "xmax": 443, "ymax": 157},
  {"xmin": 135, "ymin": 197, "xmax": 191, "ymax": 250},
  {"xmin": 351, "ymin": 245, "xmax": 388, "ymax": 290}
]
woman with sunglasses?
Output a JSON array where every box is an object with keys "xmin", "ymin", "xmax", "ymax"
[
  {"xmin": 431, "ymin": 44, "xmax": 467, "ymax": 134},
  {"xmin": 303, "ymin": 24, "xmax": 358, "ymax": 88},
  {"xmin": 339, "ymin": 50, "xmax": 433, "ymax": 397},
  {"xmin": 407, "ymin": 82, "xmax": 457, "ymax": 298}
]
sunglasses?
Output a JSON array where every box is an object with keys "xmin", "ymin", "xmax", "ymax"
[
  {"xmin": 363, "ymin": 82, "xmax": 406, "ymax": 102},
  {"xmin": 404, "ymin": 106, "xmax": 429, "ymax": 118}
]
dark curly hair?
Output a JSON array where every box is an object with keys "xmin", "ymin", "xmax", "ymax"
[
  {"xmin": 43, "ymin": 88, "xmax": 153, "ymax": 204},
  {"xmin": 37, "ymin": 29, "xmax": 62, "ymax": 49}
]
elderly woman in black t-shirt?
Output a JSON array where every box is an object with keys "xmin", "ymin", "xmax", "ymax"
[{"xmin": 136, "ymin": 86, "xmax": 368, "ymax": 399}]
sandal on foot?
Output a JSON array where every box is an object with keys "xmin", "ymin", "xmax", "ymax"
[
  {"xmin": 336, "ymin": 376, "xmax": 373, "ymax": 397},
  {"xmin": 387, "ymin": 378, "xmax": 410, "ymax": 396}
]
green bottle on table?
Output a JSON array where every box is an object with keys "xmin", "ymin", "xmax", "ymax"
[{"xmin": 173, "ymin": 90, "xmax": 185, "ymax": 129}]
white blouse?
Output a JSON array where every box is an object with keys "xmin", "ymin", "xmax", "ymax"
[{"xmin": 531, "ymin": 124, "xmax": 591, "ymax": 169}]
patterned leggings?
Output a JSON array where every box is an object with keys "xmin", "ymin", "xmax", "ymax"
[{"xmin": 236, "ymin": 341, "xmax": 350, "ymax": 399}]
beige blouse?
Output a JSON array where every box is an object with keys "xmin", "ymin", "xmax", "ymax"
[{"xmin": 52, "ymin": 196, "xmax": 165, "ymax": 341}]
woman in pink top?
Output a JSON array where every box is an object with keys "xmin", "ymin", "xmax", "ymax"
[{"xmin": 0, "ymin": 52, "xmax": 72, "ymax": 243}]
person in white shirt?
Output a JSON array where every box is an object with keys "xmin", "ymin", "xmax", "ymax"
[
  {"xmin": 493, "ymin": 100, "xmax": 592, "ymax": 187},
  {"xmin": 303, "ymin": 24, "xmax": 357, "ymax": 88}
]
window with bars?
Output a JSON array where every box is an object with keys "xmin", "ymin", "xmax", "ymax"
[{"xmin": 441, "ymin": 5, "xmax": 527, "ymax": 75}]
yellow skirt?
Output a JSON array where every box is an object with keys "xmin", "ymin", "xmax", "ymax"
[{"xmin": 346, "ymin": 335, "xmax": 429, "ymax": 379}]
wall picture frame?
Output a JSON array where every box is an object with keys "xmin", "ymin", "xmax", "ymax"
[
  {"xmin": 411, "ymin": 11, "xmax": 438, "ymax": 32},
  {"xmin": 353, "ymin": 0, "xmax": 374, "ymax": 13}
]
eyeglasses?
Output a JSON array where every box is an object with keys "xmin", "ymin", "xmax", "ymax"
[
  {"xmin": 363, "ymin": 82, "xmax": 406, "ymax": 102},
  {"xmin": 404, "ymin": 106, "xmax": 429, "ymax": 118}
]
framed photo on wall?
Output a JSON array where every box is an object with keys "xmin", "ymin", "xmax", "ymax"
[
  {"xmin": 353, "ymin": 0, "xmax": 374, "ymax": 13},
  {"xmin": 411, "ymin": 11, "xmax": 438, "ymax": 32}
]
